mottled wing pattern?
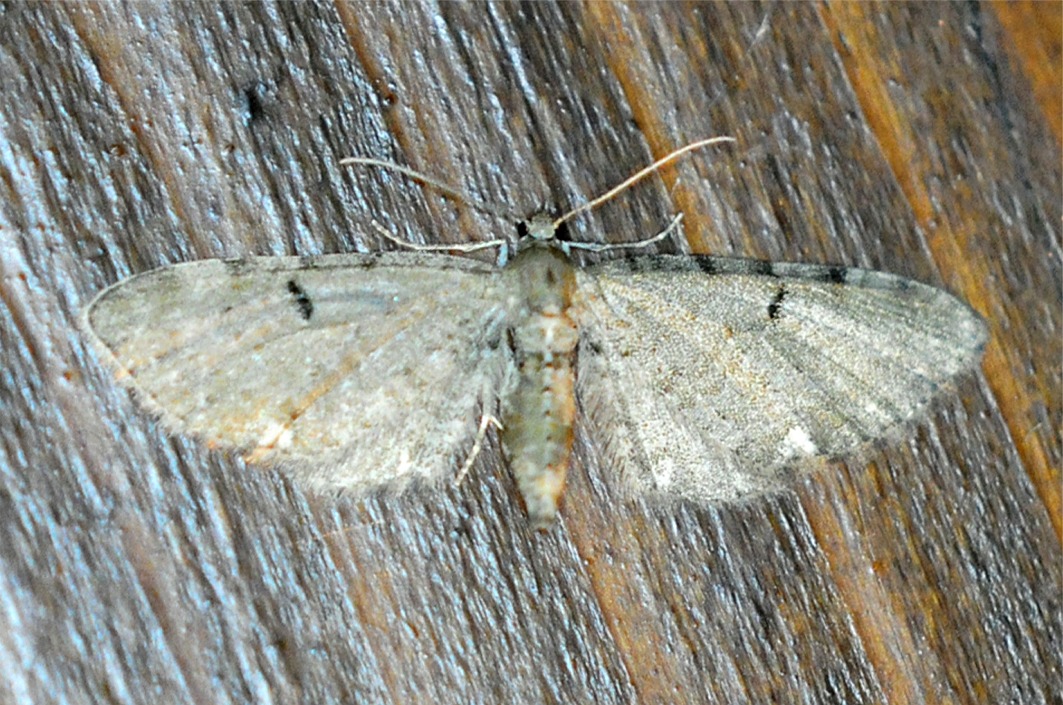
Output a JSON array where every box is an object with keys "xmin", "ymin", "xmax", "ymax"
[
  {"xmin": 84, "ymin": 253, "xmax": 514, "ymax": 491},
  {"xmin": 573, "ymin": 255, "xmax": 987, "ymax": 502}
]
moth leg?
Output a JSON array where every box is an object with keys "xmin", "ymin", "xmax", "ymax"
[{"xmin": 454, "ymin": 414, "xmax": 503, "ymax": 487}]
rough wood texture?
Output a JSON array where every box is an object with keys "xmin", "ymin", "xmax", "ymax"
[{"xmin": 0, "ymin": 2, "xmax": 1058, "ymax": 703}]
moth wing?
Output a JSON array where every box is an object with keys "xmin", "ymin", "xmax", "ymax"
[
  {"xmin": 574, "ymin": 255, "xmax": 987, "ymax": 502},
  {"xmin": 84, "ymin": 253, "xmax": 513, "ymax": 491}
]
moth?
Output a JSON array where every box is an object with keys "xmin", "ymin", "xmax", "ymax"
[{"xmin": 83, "ymin": 140, "xmax": 987, "ymax": 528}]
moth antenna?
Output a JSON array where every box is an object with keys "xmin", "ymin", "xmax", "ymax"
[
  {"xmin": 551, "ymin": 135, "xmax": 737, "ymax": 230},
  {"xmin": 340, "ymin": 157, "xmax": 513, "ymax": 220}
]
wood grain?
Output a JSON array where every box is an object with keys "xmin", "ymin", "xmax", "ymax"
[{"xmin": 0, "ymin": 2, "xmax": 1057, "ymax": 704}]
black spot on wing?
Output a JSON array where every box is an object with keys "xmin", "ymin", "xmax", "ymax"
[
  {"xmin": 694, "ymin": 257, "xmax": 717, "ymax": 275},
  {"xmin": 286, "ymin": 279, "xmax": 314, "ymax": 320},
  {"xmin": 610, "ymin": 254, "xmax": 697, "ymax": 274},
  {"xmin": 765, "ymin": 261, "xmax": 853, "ymax": 284},
  {"xmin": 750, "ymin": 260, "xmax": 777, "ymax": 277},
  {"xmin": 767, "ymin": 285, "xmax": 787, "ymax": 320},
  {"xmin": 796, "ymin": 264, "xmax": 848, "ymax": 284},
  {"xmin": 825, "ymin": 266, "xmax": 847, "ymax": 284}
]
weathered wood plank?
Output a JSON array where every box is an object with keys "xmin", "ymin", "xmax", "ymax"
[{"xmin": 0, "ymin": 2, "xmax": 1057, "ymax": 704}]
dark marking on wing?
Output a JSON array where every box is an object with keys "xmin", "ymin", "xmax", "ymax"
[
  {"xmin": 695, "ymin": 257, "xmax": 717, "ymax": 275},
  {"xmin": 791, "ymin": 264, "xmax": 848, "ymax": 284},
  {"xmin": 750, "ymin": 260, "xmax": 777, "ymax": 277},
  {"xmin": 825, "ymin": 266, "xmax": 847, "ymax": 284},
  {"xmin": 286, "ymin": 280, "xmax": 314, "ymax": 321},
  {"xmin": 767, "ymin": 285, "xmax": 787, "ymax": 320}
]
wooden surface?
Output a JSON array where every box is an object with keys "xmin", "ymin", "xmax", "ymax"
[{"xmin": 0, "ymin": 2, "xmax": 1058, "ymax": 703}]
